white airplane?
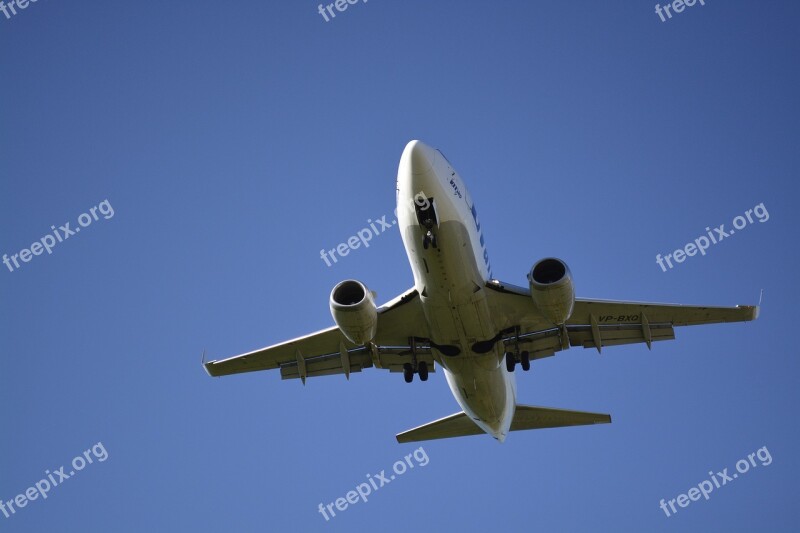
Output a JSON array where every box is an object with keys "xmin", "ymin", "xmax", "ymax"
[{"xmin": 204, "ymin": 140, "xmax": 759, "ymax": 443}]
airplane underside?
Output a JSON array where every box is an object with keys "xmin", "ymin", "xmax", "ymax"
[{"xmin": 203, "ymin": 139, "xmax": 759, "ymax": 444}]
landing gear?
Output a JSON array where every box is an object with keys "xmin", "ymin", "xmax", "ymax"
[
  {"xmin": 403, "ymin": 337, "xmax": 430, "ymax": 383},
  {"xmin": 505, "ymin": 328, "xmax": 531, "ymax": 373},
  {"xmin": 505, "ymin": 352, "xmax": 516, "ymax": 372},
  {"xmin": 422, "ymin": 230, "xmax": 437, "ymax": 249},
  {"xmin": 418, "ymin": 198, "xmax": 438, "ymax": 250},
  {"xmin": 403, "ymin": 360, "xmax": 429, "ymax": 382},
  {"xmin": 418, "ymin": 361, "xmax": 429, "ymax": 381},
  {"xmin": 520, "ymin": 351, "xmax": 530, "ymax": 372},
  {"xmin": 403, "ymin": 363, "xmax": 414, "ymax": 383}
]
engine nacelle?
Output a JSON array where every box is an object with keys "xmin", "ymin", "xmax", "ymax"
[
  {"xmin": 528, "ymin": 258, "xmax": 575, "ymax": 325},
  {"xmin": 330, "ymin": 280, "xmax": 378, "ymax": 345}
]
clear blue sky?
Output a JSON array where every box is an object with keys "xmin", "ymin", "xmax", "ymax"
[{"xmin": 2, "ymin": 1, "xmax": 798, "ymax": 531}]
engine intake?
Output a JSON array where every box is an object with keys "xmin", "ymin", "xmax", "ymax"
[
  {"xmin": 528, "ymin": 258, "xmax": 575, "ymax": 325},
  {"xmin": 330, "ymin": 280, "xmax": 378, "ymax": 345}
]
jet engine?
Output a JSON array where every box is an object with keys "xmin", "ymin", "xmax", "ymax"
[
  {"xmin": 329, "ymin": 280, "xmax": 378, "ymax": 345},
  {"xmin": 528, "ymin": 258, "xmax": 575, "ymax": 325}
]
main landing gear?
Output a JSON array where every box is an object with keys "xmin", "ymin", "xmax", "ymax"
[
  {"xmin": 403, "ymin": 336, "xmax": 429, "ymax": 383},
  {"xmin": 403, "ymin": 361, "xmax": 429, "ymax": 383},
  {"xmin": 505, "ymin": 351, "xmax": 530, "ymax": 372},
  {"xmin": 505, "ymin": 326, "xmax": 531, "ymax": 372}
]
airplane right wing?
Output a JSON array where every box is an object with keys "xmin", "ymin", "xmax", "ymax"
[{"xmin": 485, "ymin": 280, "xmax": 759, "ymax": 360}]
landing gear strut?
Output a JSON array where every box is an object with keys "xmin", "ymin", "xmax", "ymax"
[
  {"xmin": 418, "ymin": 360, "xmax": 429, "ymax": 381},
  {"xmin": 422, "ymin": 229, "xmax": 437, "ymax": 249},
  {"xmin": 505, "ymin": 352, "xmax": 516, "ymax": 372},
  {"xmin": 505, "ymin": 327, "xmax": 531, "ymax": 373},
  {"xmin": 403, "ymin": 363, "xmax": 414, "ymax": 383},
  {"xmin": 520, "ymin": 351, "xmax": 531, "ymax": 372},
  {"xmin": 417, "ymin": 196, "xmax": 438, "ymax": 250},
  {"xmin": 403, "ymin": 337, "xmax": 430, "ymax": 383}
]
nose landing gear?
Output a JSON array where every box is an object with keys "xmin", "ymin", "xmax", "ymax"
[
  {"xmin": 416, "ymin": 197, "xmax": 438, "ymax": 250},
  {"xmin": 422, "ymin": 230, "xmax": 437, "ymax": 249}
]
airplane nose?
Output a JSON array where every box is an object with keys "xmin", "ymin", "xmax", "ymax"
[{"xmin": 403, "ymin": 140, "xmax": 436, "ymax": 175}]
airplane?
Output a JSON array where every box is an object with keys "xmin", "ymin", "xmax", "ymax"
[{"xmin": 203, "ymin": 140, "xmax": 759, "ymax": 443}]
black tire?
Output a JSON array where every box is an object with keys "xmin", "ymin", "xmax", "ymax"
[
  {"xmin": 422, "ymin": 236, "xmax": 429, "ymax": 250},
  {"xmin": 521, "ymin": 351, "xmax": 531, "ymax": 372},
  {"xmin": 418, "ymin": 361, "xmax": 429, "ymax": 381},
  {"xmin": 403, "ymin": 363, "xmax": 414, "ymax": 383},
  {"xmin": 430, "ymin": 234, "xmax": 438, "ymax": 248},
  {"xmin": 505, "ymin": 352, "xmax": 516, "ymax": 372}
]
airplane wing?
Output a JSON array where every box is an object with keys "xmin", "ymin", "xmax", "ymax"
[
  {"xmin": 203, "ymin": 287, "xmax": 433, "ymax": 383},
  {"xmin": 485, "ymin": 280, "xmax": 759, "ymax": 360}
]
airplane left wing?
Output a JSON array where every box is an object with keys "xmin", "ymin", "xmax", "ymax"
[{"xmin": 203, "ymin": 287, "xmax": 433, "ymax": 382}]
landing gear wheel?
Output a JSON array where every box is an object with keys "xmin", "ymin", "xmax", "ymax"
[
  {"xmin": 505, "ymin": 352, "xmax": 516, "ymax": 372},
  {"xmin": 422, "ymin": 230, "xmax": 437, "ymax": 250},
  {"xmin": 520, "ymin": 351, "xmax": 530, "ymax": 372},
  {"xmin": 418, "ymin": 361, "xmax": 429, "ymax": 381},
  {"xmin": 403, "ymin": 363, "xmax": 414, "ymax": 383}
]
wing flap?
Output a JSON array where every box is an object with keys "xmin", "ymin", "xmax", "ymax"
[
  {"xmin": 277, "ymin": 349, "xmax": 438, "ymax": 380},
  {"xmin": 279, "ymin": 351, "xmax": 373, "ymax": 380},
  {"xmin": 567, "ymin": 323, "xmax": 675, "ymax": 349},
  {"xmin": 571, "ymin": 299, "xmax": 758, "ymax": 326}
]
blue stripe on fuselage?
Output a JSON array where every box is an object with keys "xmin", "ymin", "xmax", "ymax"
[{"xmin": 470, "ymin": 203, "xmax": 492, "ymax": 278}]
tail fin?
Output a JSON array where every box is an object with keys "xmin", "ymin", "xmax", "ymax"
[{"xmin": 395, "ymin": 405, "xmax": 610, "ymax": 443}]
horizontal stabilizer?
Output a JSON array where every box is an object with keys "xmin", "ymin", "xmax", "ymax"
[
  {"xmin": 396, "ymin": 405, "xmax": 611, "ymax": 443},
  {"xmin": 511, "ymin": 405, "xmax": 611, "ymax": 431},
  {"xmin": 396, "ymin": 412, "xmax": 482, "ymax": 443}
]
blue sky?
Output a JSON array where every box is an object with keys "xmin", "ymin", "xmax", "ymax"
[{"xmin": 1, "ymin": 1, "xmax": 798, "ymax": 531}]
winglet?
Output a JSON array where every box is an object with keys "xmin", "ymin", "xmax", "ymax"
[
  {"xmin": 737, "ymin": 304, "xmax": 759, "ymax": 321},
  {"xmin": 201, "ymin": 350, "xmax": 217, "ymax": 377}
]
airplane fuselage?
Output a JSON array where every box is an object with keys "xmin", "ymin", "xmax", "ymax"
[
  {"xmin": 396, "ymin": 141, "xmax": 516, "ymax": 441},
  {"xmin": 203, "ymin": 139, "xmax": 757, "ymax": 443}
]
